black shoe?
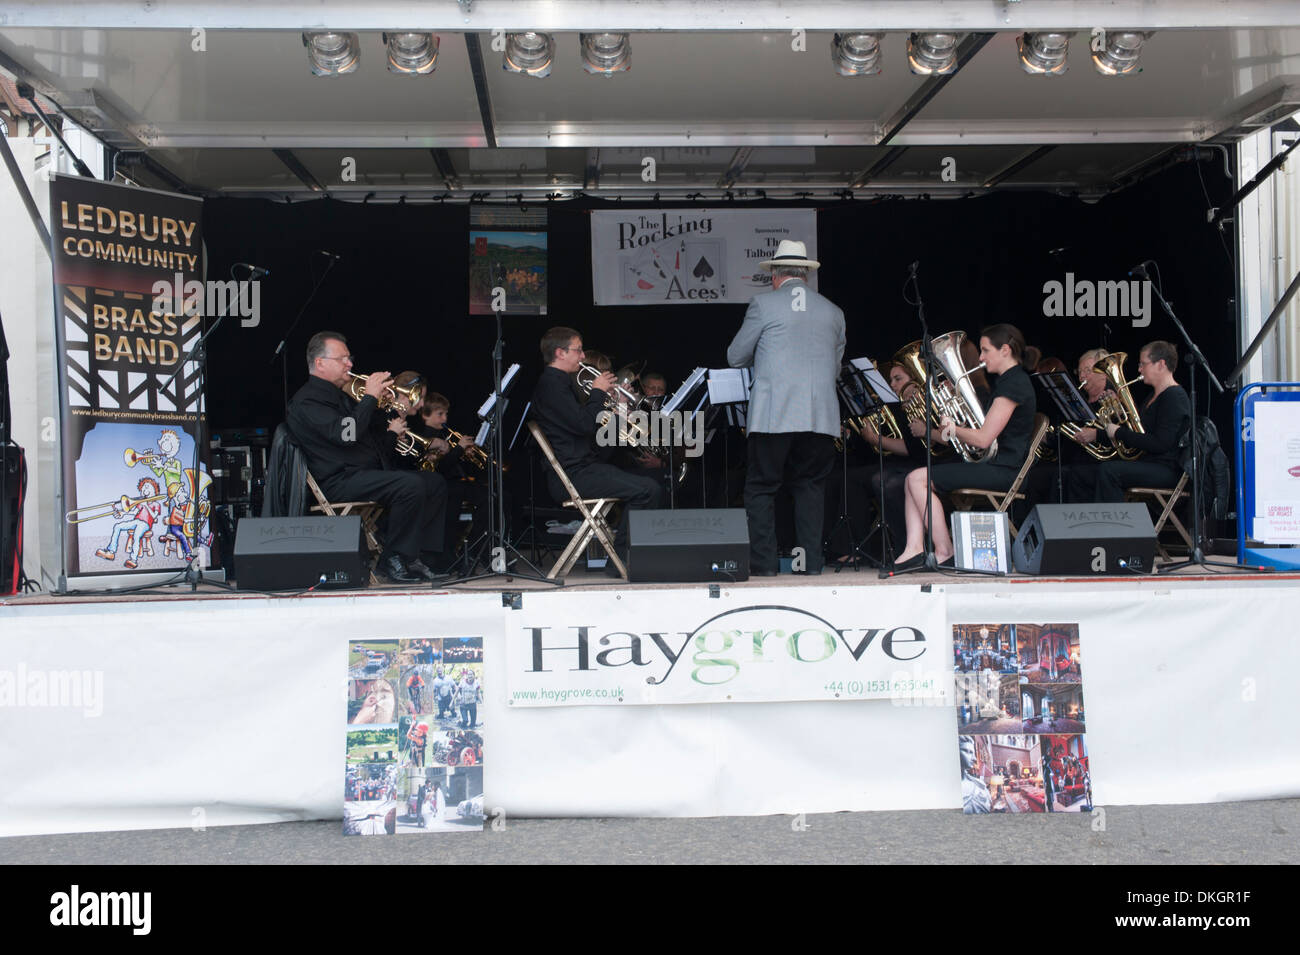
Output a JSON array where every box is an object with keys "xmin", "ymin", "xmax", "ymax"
[
  {"xmin": 379, "ymin": 554, "xmax": 422, "ymax": 585},
  {"xmin": 406, "ymin": 557, "xmax": 440, "ymax": 582},
  {"xmin": 892, "ymin": 554, "xmax": 925, "ymax": 572},
  {"xmin": 937, "ymin": 556, "xmax": 955, "ymax": 568}
]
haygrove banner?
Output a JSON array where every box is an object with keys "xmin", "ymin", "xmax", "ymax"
[
  {"xmin": 506, "ymin": 587, "xmax": 948, "ymax": 706},
  {"xmin": 590, "ymin": 208, "xmax": 818, "ymax": 306}
]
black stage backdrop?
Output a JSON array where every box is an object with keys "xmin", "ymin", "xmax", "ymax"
[{"xmin": 201, "ymin": 159, "xmax": 1238, "ymax": 482}]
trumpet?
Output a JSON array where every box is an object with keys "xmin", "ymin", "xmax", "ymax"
[
  {"xmin": 66, "ymin": 492, "xmax": 167, "ymax": 524},
  {"xmin": 123, "ymin": 448, "xmax": 163, "ymax": 468},
  {"xmin": 344, "ymin": 372, "xmax": 426, "ymax": 414}
]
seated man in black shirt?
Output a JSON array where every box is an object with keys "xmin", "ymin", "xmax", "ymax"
[
  {"xmin": 1066, "ymin": 340, "xmax": 1191, "ymax": 503},
  {"xmin": 531, "ymin": 326, "xmax": 665, "ymax": 565},
  {"xmin": 286, "ymin": 331, "xmax": 449, "ymax": 584}
]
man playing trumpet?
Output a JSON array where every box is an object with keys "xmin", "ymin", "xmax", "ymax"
[{"xmin": 287, "ymin": 331, "xmax": 449, "ymax": 585}]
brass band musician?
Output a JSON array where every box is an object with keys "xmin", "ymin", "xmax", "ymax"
[
  {"xmin": 1066, "ymin": 341, "xmax": 1191, "ymax": 503},
  {"xmin": 895, "ymin": 324, "xmax": 1037, "ymax": 569}
]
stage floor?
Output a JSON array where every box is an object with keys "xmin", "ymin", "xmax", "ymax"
[{"xmin": 3, "ymin": 554, "xmax": 1295, "ymax": 606}]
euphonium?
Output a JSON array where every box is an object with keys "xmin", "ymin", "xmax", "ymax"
[
  {"xmin": 1057, "ymin": 374, "xmax": 1119, "ymax": 461},
  {"xmin": 344, "ymin": 372, "xmax": 426, "ymax": 414},
  {"xmin": 575, "ymin": 362, "xmax": 650, "ymax": 447}
]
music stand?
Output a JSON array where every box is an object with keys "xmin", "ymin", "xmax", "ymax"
[
  {"xmin": 660, "ymin": 367, "xmax": 709, "ymax": 508},
  {"xmin": 828, "ymin": 359, "xmax": 896, "ymax": 571},
  {"xmin": 1033, "ymin": 370, "xmax": 1095, "ymax": 503}
]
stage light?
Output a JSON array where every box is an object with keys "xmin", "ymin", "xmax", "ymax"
[
  {"xmin": 503, "ymin": 32, "xmax": 556, "ymax": 77},
  {"xmin": 303, "ymin": 32, "xmax": 360, "ymax": 75},
  {"xmin": 908, "ymin": 32, "xmax": 962, "ymax": 75},
  {"xmin": 1092, "ymin": 31, "xmax": 1150, "ymax": 76},
  {"xmin": 831, "ymin": 33, "xmax": 883, "ymax": 76},
  {"xmin": 580, "ymin": 33, "xmax": 631, "ymax": 74},
  {"xmin": 1018, "ymin": 32, "xmax": 1070, "ymax": 74},
  {"xmin": 384, "ymin": 32, "xmax": 438, "ymax": 74}
]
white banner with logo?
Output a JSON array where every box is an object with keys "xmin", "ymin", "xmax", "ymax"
[
  {"xmin": 505, "ymin": 586, "xmax": 948, "ymax": 706},
  {"xmin": 1250, "ymin": 401, "xmax": 1300, "ymax": 542},
  {"xmin": 589, "ymin": 209, "xmax": 818, "ymax": 306}
]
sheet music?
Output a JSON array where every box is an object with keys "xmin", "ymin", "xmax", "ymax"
[
  {"xmin": 474, "ymin": 421, "xmax": 491, "ymax": 446},
  {"xmin": 663, "ymin": 366, "xmax": 708, "ymax": 416},
  {"xmin": 849, "ymin": 357, "xmax": 899, "ymax": 404},
  {"xmin": 477, "ymin": 363, "xmax": 521, "ymax": 419},
  {"xmin": 708, "ymin": 367, "xmax": 751, "ymax": 405}
]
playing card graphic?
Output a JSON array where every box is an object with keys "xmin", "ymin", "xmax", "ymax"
[{"xmin": 684, "ymin": 239, "xmax": 724, "ymax": 296}]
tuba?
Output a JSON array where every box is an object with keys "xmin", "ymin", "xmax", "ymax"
[
  {"xmin": 344, "ymin": 372, "xmax": 426, "ymax": 414},
  {"xmin": 895, "ymin": 334, "xmax": 996, "ymax": 462},
  {"xmin": 929, "ymin": 331, "xmax": 997, "ymax": 463}
]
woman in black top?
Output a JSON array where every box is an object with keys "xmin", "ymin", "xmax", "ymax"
[
  {"xmin": 1066, "ymin": 340, "xmax": 1191, "ymax": 503},
  {"xmin": 895, "ymin": 324, "xmax": 1037, "ymax": 569}
]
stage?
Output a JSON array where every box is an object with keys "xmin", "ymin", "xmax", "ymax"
[{"xmin": 3, "ymin": 564, "xmax": 1297, "ymax": 837}]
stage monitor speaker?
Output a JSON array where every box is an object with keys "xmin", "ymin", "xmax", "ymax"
[
  {"xmin": 1012, "ymin": 503, "xmax": 1157, "ymax": 576},
  {"xmin": 234, "ymin": 515, "xmax": 368, "ymax": 591},
  {"xmin": 627, "ymin": 508, "xmax": 750, "ymax": 582}
]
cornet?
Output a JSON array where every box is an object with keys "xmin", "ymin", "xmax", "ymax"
[
  {"xmin": 344, "ymin": 372, "xmax": 426, "ymax": 414},
  {"xmin": 395, "ymin": 428, "xmax": 492, "ymax": 470}
]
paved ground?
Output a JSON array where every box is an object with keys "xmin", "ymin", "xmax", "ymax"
[{"xmin": 5, "ymin": 798, "xmax": 1296, "ymax": 864}]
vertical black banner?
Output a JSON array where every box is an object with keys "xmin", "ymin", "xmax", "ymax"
[{"xmin": 48, "ymin": 175, "xmax": 210, "ymax": 578}]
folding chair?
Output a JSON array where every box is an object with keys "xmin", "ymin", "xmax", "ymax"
[
  {"xmin": 306, "ymin": 470, "xmax": 385, "ymax": 585},
  {"xmin": 1126, "ymin": 471, "xmax": 1192, "ymax": 560},
  {"xmin": 947, "ymin": 413, "xmax": 1050, "ymax": 538},
  {"xmin": 527, "ymin": 422, "xmax": 628, "ymax": 580}
]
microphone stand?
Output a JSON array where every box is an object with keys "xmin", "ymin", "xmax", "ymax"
[
  {"xmin": 1145, "ymin": 270, "xmax": 1262, "ymax": 574},
  {"xmin": 884, "ymin": 263, "xmax": 940, "ymax": 578},
  {"xmin": 271, "ymin": 253, "xmax": 338, "ymax": 416}
]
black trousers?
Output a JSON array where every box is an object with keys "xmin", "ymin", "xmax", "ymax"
[
  {"xmin": 1067, "ymin": 460, "xmax": 1183, "ymax": 503},
  {"xmin": 824, "ymin": 458, "xmax": 908, "ymax": 559},
  {"xmin": 745, "ymin": 432, "xmax": 836, "ymax": 574},
  {"xmin": 546, "ymin": 461, "xmax": 666, "ymax": 551},
  {"xmin": 323, "ymin": 467, "xmax": 448, "ymax": 558}
]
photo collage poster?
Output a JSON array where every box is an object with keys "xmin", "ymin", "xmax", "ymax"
[
  {"xmin": 953, "ymin": 623, "xmax": 1093, "ymax": 814},
  {"xmin": 344, "ymin": 637, "xmax": 485, "ymax": 835}
]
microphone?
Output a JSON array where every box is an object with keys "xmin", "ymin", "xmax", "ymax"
[
  {"xmin": 235, "ymin": 262, "xmax": 270, "ymax": 278},
  {"xmin": 316, "ymin": 250, "xmax": 341, "ymax": 262},
  {"xmin": 1128, "ymin": 260, "xmax": 1153, "ymax": 279}
]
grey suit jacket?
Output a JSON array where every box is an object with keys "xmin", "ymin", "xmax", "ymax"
[{"xmin": 726, "ymin": 279, "xmax": 846, "ymax": 436}]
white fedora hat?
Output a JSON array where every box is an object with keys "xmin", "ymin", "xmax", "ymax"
[{"xmin": 759, "ymin": 239, "xmax": 820, "ymax": 271}]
